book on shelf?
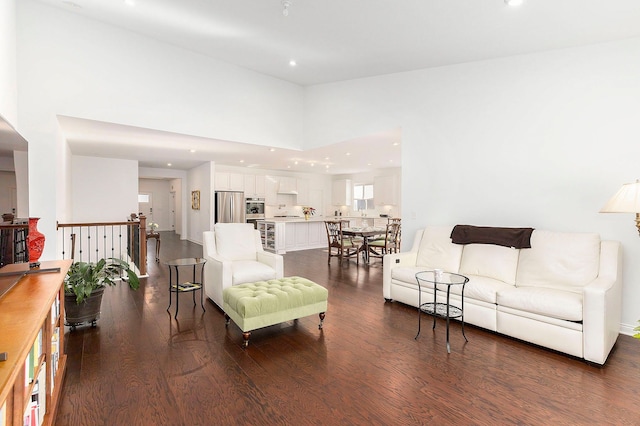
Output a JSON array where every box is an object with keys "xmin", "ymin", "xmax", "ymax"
[
  {"xmin": 171, "ymin": 282, "xmax": 201, "ymax": 291},
  {"xmin": 50, "ymin": 327, "xmax": 60, "ymax": 392},
  {"xmin": 51, "ymin": 294, "xmax": 60, "ymax": 325}
]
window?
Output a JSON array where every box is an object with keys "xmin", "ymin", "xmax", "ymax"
[
  {"xmin": 138, "ymin": 194, "xmax": 150, "ymax": 203},
  {"xmin": 353, "ymin": 183, "xmax": 374, "ymax": 211}
]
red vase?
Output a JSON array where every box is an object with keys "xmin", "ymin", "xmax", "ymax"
[{"xmin": 28, "ymin": 217, "xmax": 45, "ymax": 268}]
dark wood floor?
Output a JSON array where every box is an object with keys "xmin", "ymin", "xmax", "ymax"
[{"xmin": 55, "ymin": 231, "xmax": 640, "ymax": 425}]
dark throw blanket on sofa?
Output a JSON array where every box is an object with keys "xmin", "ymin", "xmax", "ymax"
[{"xmin": 450, "ymin": 225, "xmax": 534, "ymax": 249}]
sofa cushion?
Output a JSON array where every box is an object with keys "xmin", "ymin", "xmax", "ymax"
[
  {"xmin": 516, "ymin": 230, "xmax": 600, "ymax": 291},
  {"xmin": 391, "ymin": 266, "xmax": 428, "ymax": 287},
  {"xmin": 415, "ymin": 226, "xmax": 463, "ymax": 273},
  {"xmin": 214, "ymin": 223, "xmax": 259, "ymax": 261},
  {"xmin": 449, "ymin": 275, "xmax": 516, "ymax": 304},
  {"xmin": 459, "ymin": 244, "xmax": 520, "ymax": 285},
  {"xmin": 497, "ymin": 286, "xmax": 583, "ymax": 322},
  {"xmin": 232, "ymin": 260, "xmax": 279, "ymax": 285}
]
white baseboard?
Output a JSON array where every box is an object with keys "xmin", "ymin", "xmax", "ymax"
[{"xmin": 619, "ymin": 322, "xmax": 637, "ymax": 336}]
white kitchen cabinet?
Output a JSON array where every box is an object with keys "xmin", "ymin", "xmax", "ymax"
[
  {"xmin": 244, "ymin": 174, "xmax": 266, "ymax": 197},
  {"xmin": 278, "ymin": 176, "xmax": 297, "ymax": 194},
  {"xmin": 284, "ymin": 222, "xmax": 297, "ymax": 251},
  {"xmin": 255, "ymin": 175, "xmax": 266, "ymax": 196},
  {"xmin": 258, "ymin": 221, "xmax": 285, "ymax": 254},
  {"xmin": 215, "ymin": 172, "xmax": 244, "ymax": 191},
  {"xmin": 296, "ymin": 178, "xmax": 310, "ymax": 206},
  {"xmin": 332, "ymin": 179, "xmax": 352, "ymax": 206},
  {"xmin": 309, "ymin": 221, "xmax": 326, "ymax": 247},
  {"xmin": 265, "ymin": 175, "xmax": 279, "ymax": 205},
  {"xmin": 374, "ymin": 175, "xmax": 398, "ymax": 205},
  {"xmin": 285, "ymin": 221, "xmax": 327, "ymax": 252}
]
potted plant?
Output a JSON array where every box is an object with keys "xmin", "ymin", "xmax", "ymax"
[{"xmin": 64, "ymin": 257, "xmax": 140, "ymax": 329}]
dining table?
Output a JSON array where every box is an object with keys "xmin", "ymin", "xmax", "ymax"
[{"xmin": 342, "ymin": 226, "xmax": 387, "ymax": 264}]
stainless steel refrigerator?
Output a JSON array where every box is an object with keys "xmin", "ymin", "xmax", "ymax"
[{"xmin": 214, "ymin": 191, "xmax": 246, "ymax": 223}]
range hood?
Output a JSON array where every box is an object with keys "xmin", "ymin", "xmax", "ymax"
[
  {"xmin": 277, "ymin": 188, "xmax": 298, "ymax": 195},
  {"xmin": 277, "ymin": 178, "xmax": 298, "ymax": 194}
]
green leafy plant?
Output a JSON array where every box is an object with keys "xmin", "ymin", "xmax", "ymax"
[
  {"xmin": 65, "ymin": 258, "xmax": 140, "ymax": 304},
  {"xmin": 634, "ymin": 321, "xmax": 640, "ymax": 339}
]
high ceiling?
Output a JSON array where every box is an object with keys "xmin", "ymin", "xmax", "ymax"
[
  {"xmin": 36, "ymin": 0, "xmax": 640, "ymax": 86},
  {"xmin": 35, "ymin": 0, "xmax": 640, "ymax": 173}
]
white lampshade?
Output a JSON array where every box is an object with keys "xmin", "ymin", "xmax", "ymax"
[{"xmin": 600, "ymin": 180, "xmax": 640, "ymax": 213}]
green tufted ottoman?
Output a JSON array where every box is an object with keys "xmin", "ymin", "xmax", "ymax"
[{"xmin": 223, "ymin": 276, "xmax": 328, "ymax": 348}]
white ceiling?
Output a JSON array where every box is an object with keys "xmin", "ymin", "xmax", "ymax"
[{"xmin": 36, "ymin": 0, "xmax": 640, "ymax": 174}]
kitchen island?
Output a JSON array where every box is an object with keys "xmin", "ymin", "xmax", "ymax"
[{"xmin": 258, "ymin": 216, "xmax": 390, "ymax": 254}]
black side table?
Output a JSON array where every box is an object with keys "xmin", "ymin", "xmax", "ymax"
[
  {"xmin": 415, "ymin": 270, "xmax": 469, "ymax": 353},
  {"xmin": 166, "ymin": 257, "xmax": 206, "ymax": 318}
]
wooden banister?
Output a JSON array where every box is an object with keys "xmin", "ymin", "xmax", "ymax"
[{"xmin": 56, "ymin": 216, "xmax": 148, "ymax": 276}]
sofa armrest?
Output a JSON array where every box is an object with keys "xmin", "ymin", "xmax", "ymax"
[
  {"xmin": 257, "ymin": 251, "xmax": 284, "ymax": 278},
  {"xmin": 383, "ymin": 251, "xmax": 419, "ymax": 300},
  {"xmin": 582, "ymin": 240, "xmax": 623, "ymax": 364},
  {"xmin": 202, "ymin": 253, "xmax": 234, "ymax": 309}
]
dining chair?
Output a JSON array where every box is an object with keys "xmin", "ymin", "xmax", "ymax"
[
  {"xmin": 369, "ymin": 222, "xmax": 401, "ymax": 260},
  {"xmin": 324, "ymin": 220, "xmax": 361, "ymax": 265},
  {"xmin": 389, "ymin": 217, "xmax": 401, "ymax": 251}
]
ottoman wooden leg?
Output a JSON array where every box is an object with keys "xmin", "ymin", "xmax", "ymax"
[
  {"xmin": 319, "ymin": 312, "xmax": 326, "ymax": 329},
  {"xmin": 242, "ymin": 331, "xmax": 251, "ymax": 348},
  {"xmin": 224, "ymin": 314, "xmax": 230, "ymax": 326}
]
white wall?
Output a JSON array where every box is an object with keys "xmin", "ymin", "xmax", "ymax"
[
  {"xmin": 187, "ymin": 162, "xmax": 212, "ymax": 244},
  {"xmin": 305, "ymin": 38, "xmax": 640, "ymax": 332},
  {"xmin": 332, "ymin": 168, "xmax": 402, "ymax": 218},
  {"xmin": 16, "ymin": 0, "xmax": 305, "ymax": 258},
  {"xmin": 0, "ymin": 0, "xmax": 17, "ymax": 125},
  {"xmin": 71, "ymin": 156, "xmax": 138, "ymax": 222},
  {"xmin": 0, "ymin": 171, "xmax": 16, "ymax": 216},
  {"xmin": 13, "ymin": 150, "xmax": 27, "ymax": 217}
]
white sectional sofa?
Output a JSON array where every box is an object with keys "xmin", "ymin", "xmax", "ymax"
[{"xmin": 382, "ymin": 225, "xmax": 623, "ymax": 364}]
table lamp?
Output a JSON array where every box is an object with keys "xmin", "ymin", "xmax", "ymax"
[{"xmin": 600, "ymin": 179, "xmax": 640, "ymax": 235}]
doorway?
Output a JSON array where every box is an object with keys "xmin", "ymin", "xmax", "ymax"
[{"xmin": 138, "ymin": 192, "xmax": 153, "ymax": 224}]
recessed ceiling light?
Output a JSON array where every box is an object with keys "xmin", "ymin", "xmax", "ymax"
[
  {"xmin": 392, "ymin": 142, "xmax": 399, "ymax": 146},
  {"xmin": 325, "ymin": 156, "xmax": 330, "ymax": 160},
  {"xmin": 167, "ymin": 163, "xmax": 172, "ymax": 166},
  {"xmin": 294, "ymin": 161, "xmax": 298, "ymax": 165},
  {"xmin": 239, "ymin": 160, "xmax": 245, "ymax": 163},
  {"xmin": 504, "ymin": 0, "xmax": 524, "ymax": 6},
  {"xmin": 289, "ymin": 60, "xmax": 297, "ymax": 67},
  {"xmin": 346, "ymin": 152, "xmax": 351, "ymax": 156},
  {"xmin": 269, "ymin": 148, "xmax": 276, "ymax": 152},
  {"xmin": 189, "ymin": 149, "xmax": 196, "ymax": 153},
  {"xmin": 310, "ymin": 163, "xmax": 315, "ymax": 167}
]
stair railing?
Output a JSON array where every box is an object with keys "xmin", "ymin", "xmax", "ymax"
[{"xmin": 56, "ymin": 215, "xmax": 148, "ymax": 276}]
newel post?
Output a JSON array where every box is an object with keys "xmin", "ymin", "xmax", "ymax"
[{"xmin": 139, "ymin": 215, "xmax": 147, "ymax": 276}]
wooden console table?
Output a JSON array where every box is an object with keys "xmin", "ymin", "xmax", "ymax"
[{"xmin": 146, "ymin": 231, "xmax": 160, "ymax": 262}]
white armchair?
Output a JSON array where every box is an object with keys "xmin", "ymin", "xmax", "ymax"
[{"xmin": 202, "ymin": 223, "xmax": 284, "ymax": 309}]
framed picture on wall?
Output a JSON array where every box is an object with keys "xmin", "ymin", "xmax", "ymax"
[{"xmin": 191, "ymin": 190, "xmax": 200, "ymax": 210}]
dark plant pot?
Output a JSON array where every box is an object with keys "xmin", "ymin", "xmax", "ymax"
[{"xmin": 65, "ymin": 287, "xmax": 105, "ymax": 329}]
